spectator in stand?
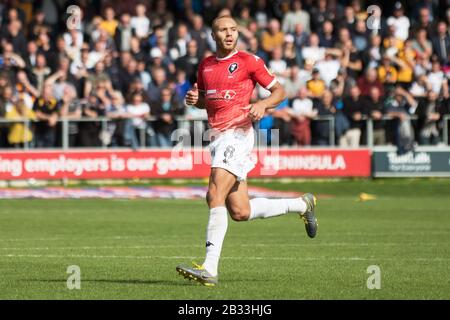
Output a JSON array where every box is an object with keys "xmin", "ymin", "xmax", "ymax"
[
  {"xmin": 152, "ymin": 86, "xmax": 184, "ymax": 147},
  {"xmin": 362, "ymin": 86, "xmax": 386, "ymax": 145},
  {"xmin": 292, "ymin": 23, "xmax": 309, "ymax": 53},
  {"xmin": 311, "ymin": 0, "xmax": 334, "ymax": 33},
  {"xmin": 27, "ymin": 10, "xmax": 50, "ymax": 40},
  {"xmin": 31, "ymin": 53, "xmax": 51, "ymax": 93},
  {"xmin": 306, "ymin": 68, "xmax": 326, "ymax": 98},
  {"xmin": 282, "ymin": 0, "xmax": 310, "ymax": 35},
  {"xmin": 357, "ymin": 68, "xmax": 384, "ymax": 97},
  {"xmin": 147, "ymin": 67, "xmax": 169, "ymax": 104},
  {"xmin": 59, "ymin": 85, "xmax": 82, "ymax": 147},
  {"xmin": 284, "ymin": 65, "xmax": 303, "ymax": 100},
  {"xmin": 114, "ymin": 13, "xmax": 135, "ymax": 53},
  {"xmin": 432, "ymin": 22, "xmax": 450, "ymax": 66},
  {"xmin": 105, "ymin": 91, "xmax": 130, "ymax": 148},
  {"xmin": 319, "ymin": 20, "xmax": 336, "ymax": 49},
  {"xmin": 340, "ymin": 38, "xmax": 362, "ymax": 80},
  {"xmin": 261, "ymin": 18, "xmax": 285, "ymax": 55},
  {"xmin": 387, "ymin": 2, "xmax": 410, "ymax": 42},
  {"xmin": 129, "ymin": 36, "xmax": 147, "ymax": 63},
  {"xmin": 247, "ymin": 36, "xmax": 268, "ymax": 63},
  {"xmin": 168, "ymin": 23, "xmax": 191, "ymax": 61},
  {"xmin": 290, "ymin": 87, "xmax": 317, "ymax": 146},
  {"xmin": 416, "ymin": 90, "xmax": 442, "ymax": 145},
  {"xmin": 353, "ymin": 19, "xmax": 369, "ymax": 52},
  {"xmin": 282, "ymin": 34, "xmax": 301, "ymax": 67},
  {"xmin": 302, "ymin": 33, "xmax": 326, "ymax": 65},
  {"xmin": 5, "ymin": 97, "xmax": 35, "ymax": 148},
  {"xmin": 131, "ymin": 3, "xmax": 150, "ymax": 40},
  {"xmin": 341, "ymin": 85, "xmax": 364, "ymax": 147},
  {"xmin": 362, "ymin": 34, "xmax": 383, "ymax": 69},
  {"xmin": 24, "ymin": 40, "xmax": 38, "ymax": 70},
  {"xmin": 1, "ymin": 19, "xmax": 27, "ymax": 58},
  {"xmin": 33, "ymin": 84, "xmax": 60, "ymax": 148},
  {"xmin": 174, "ymin": 69, "xmax": 191, "ymax": 100},
  {"xmin": 312, "ymin": 90, "xmax": 335, "ymax": 146},
  {"xmin": 125, "ymin": 91, "xmax": 151, "ymax": 147},
  {"xmin": 385, "ymin": 86, "xmax": 418, "ymax": 154},
  {"xmin": 414, "ymin": 6, "xmax": 435, "ymax": 37},
  {"xmin": 427, "ymin": 58, "xmax": 449, "ymax": 98},
  {"xmin": 316, "ymin": 52, "xmax": 341, "ymax": 87},
  {"xmin": 378, "ymin": 55, "xmax": 398, "ymax": 91},
  {"xmin": 99, "ymin": 6, "xmax": 118, "ymax": 37},
  {"xmin": 268, "ymin": 46, "xmax": 289, "ymax": 84},
  {"xmin": 412, "ymin": 28, "xmax": 433, "ymax": 61},
  {"xmin": 84, "ymin": 60, "xmax": 111, "ymax": 98},
  {"xmin": 175, "ymin": 39, "xmax": 200, "ymax": 85},
  {"xmin": 78, "ymin": 93, "xmax": 104, "ymax": 147},
  {"xmin": 189, "ymin": 15, "xmax": 211, "ymax": 58}
]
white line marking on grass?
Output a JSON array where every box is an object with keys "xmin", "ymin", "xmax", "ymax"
[
  {"xmin": 0, "ymin": 230, "xmax": 448, "ymax": 242},
  {"xmin": 0, "ymin": 254, "xmax": 449, "ymax": 262},
  {"xmin": 0, "ymin": 242, "xmax": 448, "ymax": 251}
]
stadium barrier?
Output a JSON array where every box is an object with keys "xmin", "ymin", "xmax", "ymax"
[
  {"xmin": 1, "ymin": 114, "xmax": 446, "ymax": 149},
  {"xmin": 372, "ymin": 146, "xmax": 450, "ymax": 177},
  {"xmin": 0, "ymin": 148, "xmax": 371, "ymax": 180}
]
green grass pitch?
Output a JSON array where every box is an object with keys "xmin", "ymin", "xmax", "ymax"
[{"xmin": 0, "ymin": 179, "xmax": 449, "ymax": 299}]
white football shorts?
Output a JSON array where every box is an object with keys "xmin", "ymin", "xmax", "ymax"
[{"xmin": 209, "ymin": 128, "xmax": 256, "ymax": 181}]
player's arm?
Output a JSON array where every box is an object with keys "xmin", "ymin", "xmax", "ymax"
[
  {"xmin": 185, "ymin": 83, "xmax": 206, "ymax": 109},
  {"xmin": 246, "ymin": 82, "xmax": 286, "ymax": 121}
]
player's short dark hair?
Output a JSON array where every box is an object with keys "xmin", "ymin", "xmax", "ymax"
[{"xmin": 212, "ymin": 15, "xmax": 236, "ymax": 32}]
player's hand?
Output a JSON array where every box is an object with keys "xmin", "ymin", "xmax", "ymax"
[
  {"xmin": 185, "ymin": 83, "xmax": 199, "ymax": 106},
  {"xmin": 244, "ymin": 103, "xmax": 266, "ymax": 121}
]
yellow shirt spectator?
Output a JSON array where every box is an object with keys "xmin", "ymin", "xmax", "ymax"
[
  {"xmin": 99, "ymin": 19, "xmax": 119, "ymax": 37},
  {"xmin": 6, "ymin": 102, "xmax": 36, "ymax": 145},
  {"xmin": 377, "ymin": 65, "xmax": 398, "ymax": 83},
  {"xmin": 261, "ymin": 31, "xmax": 285, "ymax": 53},
  {"xmin": 396, "ymin": 47, "xmax": 415, "ymax": 83},
  {"xmin": 306, "ymin": 78, "xmax": 326, "ymax": 97}
]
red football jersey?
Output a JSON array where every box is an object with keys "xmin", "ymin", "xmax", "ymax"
[{"xmin": 197, "ymin": 50, "xmax": 276, "ymax": 131}]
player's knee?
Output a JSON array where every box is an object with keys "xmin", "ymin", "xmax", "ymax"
[
  {"xmin": 206, "ymin": 189, "xmax": 225, "ymax": 207},
  {"xmin": 230, "ymin": 208, "xmax": 250, "ymax": 222}
]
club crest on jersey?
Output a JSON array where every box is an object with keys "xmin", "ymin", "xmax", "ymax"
[{"xmin": 228, "ymin": 62, "xmax": 238, "ymax": 74}]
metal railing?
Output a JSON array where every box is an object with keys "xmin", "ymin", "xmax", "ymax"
[{"xmin": 0, "ymin": 114, "xmax": 448, "ymax": 149}]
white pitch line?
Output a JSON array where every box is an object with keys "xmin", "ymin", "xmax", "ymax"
[
  {"xmin": 0, "ymin": 254, "xmax": 449, "ymax": 262},
  {"xmin": 0, "ymin": 231, "xmax": 448, "ymax": 242},
  {"xmin": 0, "ymin": 242, "xmax": 448, "ymax": 251}
]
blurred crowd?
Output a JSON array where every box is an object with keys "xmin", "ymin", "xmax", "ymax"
[{"xmin": 0, "ymin": 0, "xmax": 449, "ymax": 152}]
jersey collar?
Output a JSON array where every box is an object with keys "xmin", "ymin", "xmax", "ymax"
[{"xmin": 215, "ymin": 50, "xmax": 238, "ymax": 61}]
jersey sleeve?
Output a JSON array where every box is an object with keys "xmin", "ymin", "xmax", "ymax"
[{"xmin": 248, "ymin": 54, "xmax": 277, "ymax": 90}]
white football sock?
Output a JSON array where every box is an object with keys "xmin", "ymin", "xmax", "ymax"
[
  {"xmin": 248, "ymin": 198, "xmax": 307, "ymax": 220},
  {"xmin": 202, "ymin": 206, "xmax": 228, "ymax": 277}
]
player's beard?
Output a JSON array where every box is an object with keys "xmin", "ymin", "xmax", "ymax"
[{"xmin": 219, "ymin": 38, "xmax": 237, "ymax": 53}]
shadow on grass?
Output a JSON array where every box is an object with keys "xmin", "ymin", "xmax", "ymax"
[
  {"xmin": 22, "ymin": 278, "xmax": 276, "ymax": 286},
  {"xmin": 22, "ymin": 278, "xmax": 192, "ymax": 286}
]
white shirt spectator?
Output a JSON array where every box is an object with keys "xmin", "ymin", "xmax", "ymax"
[
  {"xmin": 131, "ymin": 16, "xmax": 150, "ymax": 38},
  {"xmin": 409, "ymin": 81, "xmax": 427, "ymax": 97},
  {"xmin": 427, "ymin": 71, "xmax": 445, "ymax": 94},
  {"xmin": 297, "ymin": 69, "xmax": 312, "ymax": 87},
  {"xmin": 315, "ymin": 59, "xmax": 340, "ymax": 86},
  {"xmin": 70, "ymin": 56, "xmax": 98, "ymax": 76},
  {"xmin": 302, "ymin": 46, "xmax": 325, "ymax": 64},
  {"xmin": 268, "ymin": 59, "xmax": 288, "ymax": 84},
  {"xmin": 282, "ymin": 10, "xmax": 310, "ymax": 34},
  {"xmin": 387, "ymin": 16, "xmax": 410, "ymax": 41},
  {"xmin": 292, "ymin": 98, "xmax": 313, "ymax": 115},
  {"xmin": 63, "ymin": 31, "xmax": 84, "ymax": 50},
  {"xmin": 127, "ymin": 103, "xmax": 150, "ymax": 129}
]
